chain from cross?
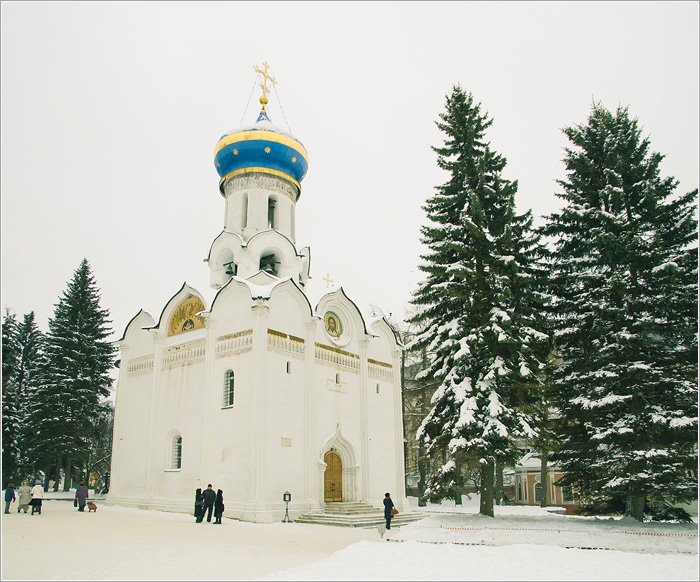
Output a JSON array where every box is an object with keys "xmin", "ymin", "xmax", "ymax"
[
  {"xmin": 254, "ymin": 62, "xmax": 277, "ymax": 107},
  {"xmin": 323, "ymin": 273, "xmax": 334, "ymax": 288}
]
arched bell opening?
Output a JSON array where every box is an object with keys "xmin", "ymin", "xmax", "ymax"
[{"xmin": 259, "ymin": 251, "xmax": 280, "ymax": 276}]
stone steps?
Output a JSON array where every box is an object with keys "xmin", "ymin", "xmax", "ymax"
[{"xmin": 296, "ymin": 502, "xmax": 428, "ymax": 528}]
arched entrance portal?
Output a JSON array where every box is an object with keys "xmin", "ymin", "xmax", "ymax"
[{"xmin": 324, "ymin": 450, "xmax": 343, "ymax": 502}]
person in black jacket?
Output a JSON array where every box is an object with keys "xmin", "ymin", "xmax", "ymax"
[
  {"xmin": 383, "ymin": 492, "xmax": 395, "ymax": 530},
  {"xmin": 4, "ymin": 483, "xmax": 16, "ymax": 514},
  {"xmin": 214, "ymin": 489, "xmax": 224, "ymax": 524},
  {"xmin": 194, "ymin": 488, "xmax": 204, "ymax": 523},
  {"xmin": 202, "ymin": 484, "xmax": 216, "ymax": 523}
]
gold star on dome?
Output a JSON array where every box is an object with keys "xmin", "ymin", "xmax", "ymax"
[
  {"xmin": 264, "ymin": 147, "xmax": 271, "ymax": 153},
  {"xmin": 233, "ymin": 149, "xmax": 238, "ymax": 155},
  {"xmin": 291, "ymin": 157, "xmax": 297, "ymax": 163},
  {"xmin": 216, "ymin": 162, "xmax": 220, "ymax": 168}
]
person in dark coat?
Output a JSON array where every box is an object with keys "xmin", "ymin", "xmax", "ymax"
[
  {"xmin": 75, "ymin": 482, "xmax": 89, "ymax": 511},
  {"xmin": 214, "ymin": 489, "xmax": 224, "ymax": 524},
  {"xmin": 4, "ymin": 483, "xmax": 16, "ymax": 514},
  {"xmin": 194, "ymin": 488, "xmax": 204, "ymax": 523},
  {"xmin": 383, "ymin": 492, "xmax": 395, "ymax": 530},
  {"xmin": 202, "ymin": 484, "xmax": 216, "ymax": 523}
]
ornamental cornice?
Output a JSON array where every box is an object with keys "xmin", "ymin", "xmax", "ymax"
[{"xmin": 223, "ymin": 172, "xmax": 298, "ymax": 202}]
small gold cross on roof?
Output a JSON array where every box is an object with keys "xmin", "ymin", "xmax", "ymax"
[{"xmin": 323, "ymin": 273, "xmax": 334, "ymax": 288}]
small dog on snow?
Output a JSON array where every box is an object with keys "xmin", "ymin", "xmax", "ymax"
[{"xmin": 87, "ymin": 502, "xmax": 97, "ymax": 512}]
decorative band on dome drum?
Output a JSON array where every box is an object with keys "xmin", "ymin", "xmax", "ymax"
[
  {"xmin": 214, "ymin": 130, "xmax": 309, "ymax": 163},
  {"xmin": 218, "ymin": 167, "xmax": 301, "ymax": 195}
]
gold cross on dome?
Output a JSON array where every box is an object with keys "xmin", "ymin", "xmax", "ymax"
[
  {"xmin": 323, "ymin": 273, "xmax": 334, "ymax": 288},
  {"xmin": 254, "ymin": 62, "xmax": 277, "ymax": 110}
]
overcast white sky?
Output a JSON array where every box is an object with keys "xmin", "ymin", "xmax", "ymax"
[{"xmin": 2, "ymin": 1, "xmax": 698, "ymax": 343}]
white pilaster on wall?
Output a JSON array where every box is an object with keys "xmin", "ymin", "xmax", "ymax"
[
  {"xmin": 109, "ymin": 343, "xmax": 129, "ymax": 498},
  {"xmin": 358, "ymin": 337, "xmax": 371, "ymax": 501},
  {"xmin": 200, "ymin": 313, "xmax": 216, "ymax": 487},
  {"xmin": 250, "ymin": 301, "xmax": 270, "ymax": 501},
  {"xmin": 303, "ymin": 319, "xmax": 318, "ymax": 506},
  {"xmin": 145, "ymin": 334, "xmax": 165, "ymax": 500},
  {"xmin": 392, "ymin": 347, "xmax": 408, "ymax": 507}
]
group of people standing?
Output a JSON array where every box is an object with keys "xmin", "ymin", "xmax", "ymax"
[
  {"xmin": 194, "ymin": 484, "xmax": 224, "ymax": 524},
  {"xmin": 4, "ymin": 480, "xmax": 44, "ymax": 515}
]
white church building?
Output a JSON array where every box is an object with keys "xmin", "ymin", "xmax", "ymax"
[{"xmin": 107, "ymin": 67, "xmax": 410, "ymax": 523}]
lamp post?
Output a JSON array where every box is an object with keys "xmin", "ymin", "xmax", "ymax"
[{"xmin": 282, "ymin": 491, "xmax": 292, "ymax": 523}]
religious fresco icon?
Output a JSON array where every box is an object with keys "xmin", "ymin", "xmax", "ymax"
[
  {"xmin": 168, "ymin": 295, "xmax": 206, "ymax": 336},
  {"xmin": 324, "ymin": 311, "xmax": 342, "ymax": 339}
]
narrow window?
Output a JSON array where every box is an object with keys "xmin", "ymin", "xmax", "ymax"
[
  {"xmin": 286, "ymin": 361, "xmax": 291, "ymax": 374},
  {"xmin": 267, "ymin": 196, "xmax": 277, "ymax": 229},
  {"xmin": 290, "ymin": 204, "xmax": 295, "ymax": 240},
  {"xmin": 376, "ymin": 383, "xmax": 380, "ymax": 394},
  {"xmin": 335, "ymin": 373, "xmax": 340, "ymax": 384},
  {"xmin": 517, "ymin": 481, "xmax": 523, "ymax": 502},
  {"xmin": 241, "ymin": 193, "xmax": 248, "ymax": 229},
  {"xmin": 173, "ymin": 435, "xmax": 182, "ymax": 469},
  {"xmin": 223, "ymin": 369, "xmax": 234, "ymax": 407}
]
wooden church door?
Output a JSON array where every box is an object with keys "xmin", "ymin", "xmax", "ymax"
[{"xmin": 324, "ymin": 450, "xmax": 343, "ymax": 502}]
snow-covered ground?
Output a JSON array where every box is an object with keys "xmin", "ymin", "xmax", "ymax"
[{"xmin": 1, "ymin": 491, "xmax": 697, "ymax": 580}]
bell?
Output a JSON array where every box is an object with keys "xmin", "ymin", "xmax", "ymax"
[{"xmin": 225, "ymin": 264, "xmax": 234, "ymax": 276}]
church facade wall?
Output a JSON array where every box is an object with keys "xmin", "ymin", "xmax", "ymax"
[
  {"xmin": 109, "ymin": 88, "xmax": 408, "ymax": 522},
  {"xmin": 109, "ymin": 296, "xmax": 409, "ymax": 521}
]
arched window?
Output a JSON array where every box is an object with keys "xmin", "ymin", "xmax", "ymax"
[
  {"xmin": 223, "ymin": 369, "xmax": 234, "ymax": 407},
  {"xmin": 173, "ymin": 435, "xmax": 182, "ymax": 469},
  {"xmin": 286, "ymin": 361, "xmax": 291, "ymax": 374}
]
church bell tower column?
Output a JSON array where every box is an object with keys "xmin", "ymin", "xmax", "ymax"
[{"xmin": 249, "ymin": 300, "xmax": 270, "ymax": 507}]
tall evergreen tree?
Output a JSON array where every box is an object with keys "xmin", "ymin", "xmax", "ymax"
[
  {"xmin": 13, "ymin": 312, "xmax": 46, "ymax": 478},
  {"xmin": 27, "ymin": 259, "xmax": 116, "ymax": 490},
  {"xmin": 410, "ymin": 86, "xmax": 547, "ymax": 516},
  {"xmin": 2, "ymin": 309, "xmax": 21, "ymax": 485},
  {"xmin": 542, "ymin": 104, "xmax": 698, "ymax": 520}
]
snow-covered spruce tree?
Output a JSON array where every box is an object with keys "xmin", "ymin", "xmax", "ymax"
[
  {"xmin": 542, "ymin": 104, "xmax": 698, "ymax": 521},
  {"xmin": 2, "ymin": 309, "xmax": 22, "ymax": 485},
  {"xmin": 27, "ymin": 259, "xmax": 116, "ymax": 490},
  {"xmin": 409, "ymin": 86, "xmax": 547, "ymax": 517},
  {"xmin": 13, "ymin": 312, "xmax": 46, "ymax": 479}
]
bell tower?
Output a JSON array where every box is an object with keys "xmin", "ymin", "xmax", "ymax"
[{"xmin": 208, "ymin": 63, "xmax": 311, "ymax": 289}]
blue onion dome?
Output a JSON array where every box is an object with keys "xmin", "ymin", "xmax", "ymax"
[{"xmin": 214, "ymin": 109, "xmax": 309, "ymax": 198}]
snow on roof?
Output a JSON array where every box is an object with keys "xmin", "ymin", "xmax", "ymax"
[
  {"xmin": 222, "ymin": 118, "xmax": 304, "ymax": 146},
  {"xmin": 516, "ymin": 451, "xmax": 543, "ymax": 469}
]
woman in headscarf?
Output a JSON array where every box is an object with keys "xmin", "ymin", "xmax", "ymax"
[
  {"xmin": 29, "ymin": 480, "xmax": 43, "ymax": 515},
  {"xmin": 214, "ymin": 489, "xmax": 224, "ymax": 524},
  {"xmin": 194, "ymin": 488, "xmax": 204, "ymax": 523}
]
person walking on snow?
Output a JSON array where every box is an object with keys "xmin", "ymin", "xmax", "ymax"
[
  {"xmin": 383, "ymin": 492, "xmax": 395, "ymax": 530},
  {"xmin": 4, "ymin": 483, "xmax": 16, "ymax": 514},
  {"xmin": 75, "ymin": 482, "xmax": 89, "ymax": 511},
  {"xmin": 29, "ymin": 480, "xmax": 43, "ymax": 515},
  {"xmin": 202, "ymin": 484, "xmax": 216, "ymax": 523},
  {"xmin": 214, "ymin": 489, "xmax": 225, "ymax": 524},
  {"xmin": 17, "ymin": 481, "xmax": 31, "ymax": 513}
]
